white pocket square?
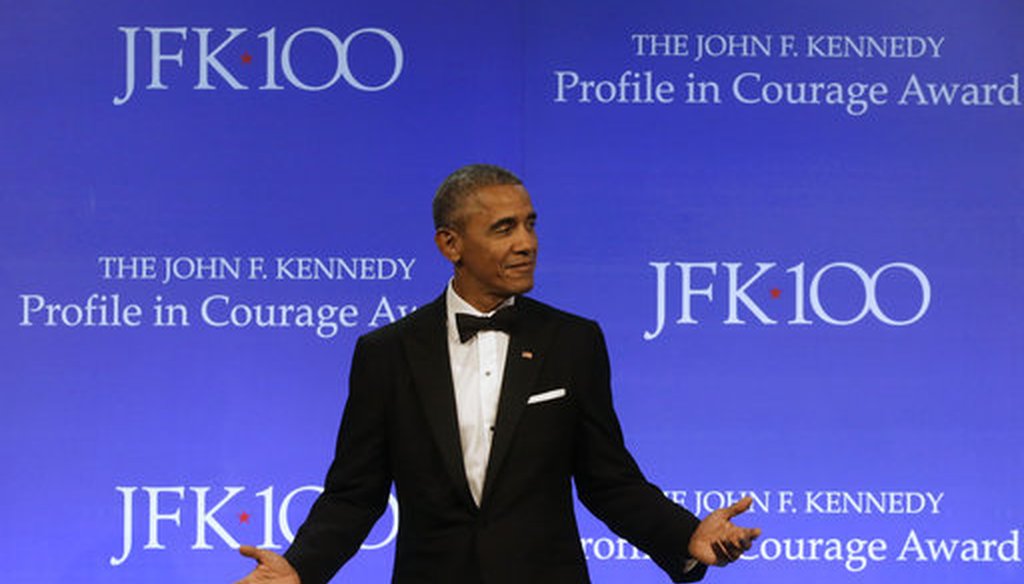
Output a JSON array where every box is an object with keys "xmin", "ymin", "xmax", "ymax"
[{"xmin": 527, "ymin": 388, "xmax": 566, "ymax": 405}]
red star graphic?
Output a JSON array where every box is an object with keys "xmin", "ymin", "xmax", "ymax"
[
  {"xmin": 239, "ymin": 511, "xmax": 251, "ymax": 524},
  {"xmin": 241, "ymin": 52, "xmax": 253, "ymax": 64},
  {"xmin": 770, "ymin": 288, "xmax": 782, "ymax": 299}
]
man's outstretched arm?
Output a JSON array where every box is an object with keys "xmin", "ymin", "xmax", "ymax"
[{"xmin": 234, "ymin": 335, "xmax": 394, "ymax": 584}]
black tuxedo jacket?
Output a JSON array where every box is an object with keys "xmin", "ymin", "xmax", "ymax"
[{"xmin": 284, "ymin": 294, "xmax": 707, "ymax": 584}]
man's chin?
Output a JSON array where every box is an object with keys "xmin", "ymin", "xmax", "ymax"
[{"xmin": 507, "ymin": 278, "xmax": 535, "ymax": 296}]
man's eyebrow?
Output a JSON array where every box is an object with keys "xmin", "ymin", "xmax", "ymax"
[
  {"xmin": 488, "ymin": 212, "xmax": 537, "ymax": 231},
  {"xmin": 488, "ymin": 216, "xmax": 517, "ymax": 231}
]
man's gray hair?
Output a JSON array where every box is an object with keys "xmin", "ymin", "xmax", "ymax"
[{"xmin": 433, "ymin": 164, "xmax": 523, "ymax": 230}]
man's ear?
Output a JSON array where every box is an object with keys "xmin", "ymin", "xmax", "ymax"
[{"xmin": 434, "ymin": 227, "xmax": 461, "ymax": 264}]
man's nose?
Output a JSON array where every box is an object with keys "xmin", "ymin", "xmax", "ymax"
[{"xmin": 511, "ymin": 225, "xmax": 537, "ymax": 255}]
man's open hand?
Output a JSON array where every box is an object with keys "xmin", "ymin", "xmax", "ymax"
[
  {"xmin": 687, "ymin": 496, "xmax": 762, "ymax": 567},
  {"xmin": 233, "ymin": 546, "xmax": 301, "ymax": 584}
]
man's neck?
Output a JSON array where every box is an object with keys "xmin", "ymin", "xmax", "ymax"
[{"xmin": 451, "ymin": 280, "xmax": 511, "ymax": 313}]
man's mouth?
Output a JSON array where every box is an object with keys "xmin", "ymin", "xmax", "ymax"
[{"xmin": 506, "ymin": 261, "xmax": 535, "ymax": 272}]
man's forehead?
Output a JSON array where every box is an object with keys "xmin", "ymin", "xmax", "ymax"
[{"xmin": 464, "ymin": 184, "xmax": 533, "ymax": 215}]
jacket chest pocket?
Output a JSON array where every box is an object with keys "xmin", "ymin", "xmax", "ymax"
[{"xmin": 518, "ymin": 386, "xmax": 574, "ymax": 442}]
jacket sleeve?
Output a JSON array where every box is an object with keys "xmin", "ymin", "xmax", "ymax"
[
  {"xmin": 284, "ymin": 335, "xmax": 393, "ymax": 584},
  {"xmin": 572, "ymin": 321, "xmax": 708, "ymax": 583}
]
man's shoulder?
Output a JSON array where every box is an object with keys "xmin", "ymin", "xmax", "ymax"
[
  {"xmin": 356, "ymin": 293, "xmax": 444, "ymax": 348},
  {"xmin": 517, "ymin": 295, "xmax": 602, "ymax": 334}
]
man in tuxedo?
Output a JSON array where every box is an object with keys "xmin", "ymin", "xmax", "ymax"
[{"xmin": 235, "ymin": 164, "xmax": 760, "ymax": 584}]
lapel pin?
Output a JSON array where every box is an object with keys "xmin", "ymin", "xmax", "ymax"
[{"xmin": 521, "ymin": 350, "xmax": 534, "ymax": 360}]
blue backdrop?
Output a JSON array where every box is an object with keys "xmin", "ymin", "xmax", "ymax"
[{"xmin": 2, "ymin": 1, "xmax": 1022, "ymax": 582}]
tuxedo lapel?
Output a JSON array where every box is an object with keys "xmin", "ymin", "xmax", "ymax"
[
  {"xmin": 402, "ymin": 295, "xmax": 478, "ymax": 510},
  {"xmin": 480, "ymin": 298, "xmax": 558, "ymax": 507}
]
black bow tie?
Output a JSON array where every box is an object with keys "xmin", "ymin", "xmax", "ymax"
[{"xmin": 456, "ymin": 306, "xmax": 518, "ymax": 342}]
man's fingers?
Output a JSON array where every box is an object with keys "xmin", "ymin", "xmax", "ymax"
[
  {"xmin": 710, "ymin": 541, "xmax": 729, "ymax": 566},
  {"xmin": 723, "ymin": 540, "xmax": 743, "ymax": 559},
  {"xmin": 724, "ymin": 496, "xmax": 753, "ymax": 518},
  {"xmin": 729, "ymin": 527, "xmax": 761, "ymax": 553},
  {"xmin": 711, "ymin": 540, "xmax": 742, "ymax": 565},
  {"xmin": 703, "ymin": 526, "xmax": 763, "ymax": 567},
  {"xmin": 238, "ymin": 545, "xmax": 271, "ymax": 563},
  {"xmin": 692, "ymin": 502, "xmax": 763, "ymax": 568}
]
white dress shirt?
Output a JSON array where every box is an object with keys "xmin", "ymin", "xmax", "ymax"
[{"xmin": 445, "ymin": 281, "xmax": 514, "ymax": 506}]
